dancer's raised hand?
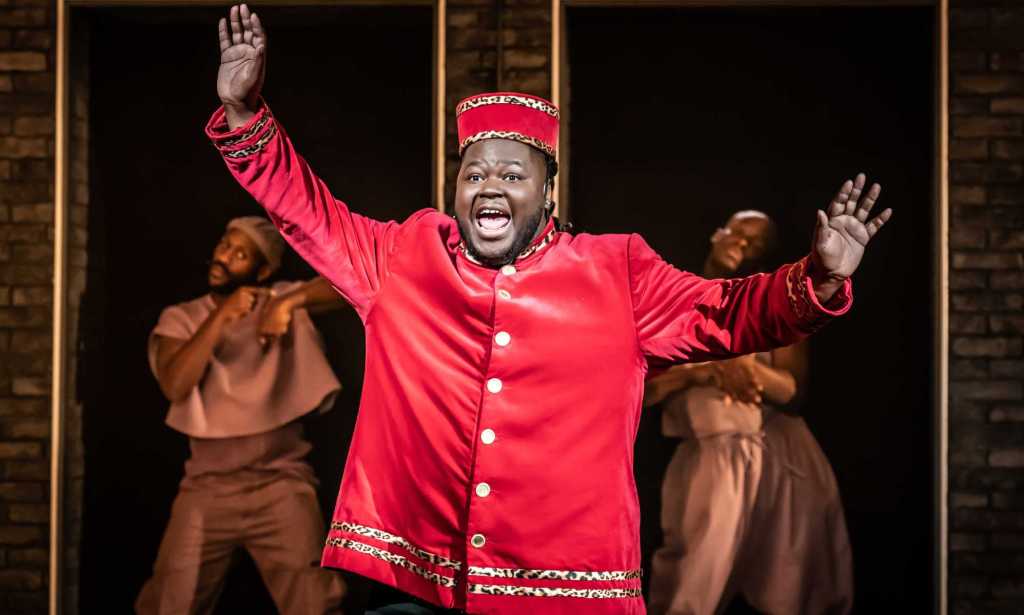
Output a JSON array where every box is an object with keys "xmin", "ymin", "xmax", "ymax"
[
  {"xmin": 217, "ymin": 4, "xmax": 267, "ymax": 128},
  {"xmin": 810, "ymin": 173, "xmax": 892, "ymax": 302}
]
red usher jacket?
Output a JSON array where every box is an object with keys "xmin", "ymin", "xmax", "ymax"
[{"xmin": 206, "ymin": 104, "xmax": 852, "ymax": 615}]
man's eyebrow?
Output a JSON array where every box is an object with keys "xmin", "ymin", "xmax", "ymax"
[{"xmin": 462, "ymin": 159, "xmax": 525, "ymax": 167}]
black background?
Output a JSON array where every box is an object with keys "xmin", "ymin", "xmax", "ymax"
[{"xmin": 568, "ymin": 7, "xmax": 935, "ymax": 613}]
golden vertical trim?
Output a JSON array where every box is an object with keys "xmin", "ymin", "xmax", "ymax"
[
  {"xmin": 937, "ymin": 2, "xmax": 949, "ymax": 614},
  {"xmin": 50, "ymin": 2, "xmax": 70, "ymax": 613},
  {"xmin": 435, "ymin": 0, "xmax": 447, "ymax": 211}
]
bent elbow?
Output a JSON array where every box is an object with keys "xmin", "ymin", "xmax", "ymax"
[{"xmin": 159, "ymin": 380, "xmax": 192, "ymax": 404}]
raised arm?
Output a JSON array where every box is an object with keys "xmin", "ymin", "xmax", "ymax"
[
  {"xmin": 208, "ymin": 4, "xmax": 408, "ymax": 319},
  {"xmin": 216, "ymin": 4, "xmax": 265, "ymax": 130},
  {"xmin": 632, "ymin": 175, "xmax": 890, "ymax": 365},
  {"xmin": 809, "ymin": 173, "xmax": 892, "ymax": 303}
]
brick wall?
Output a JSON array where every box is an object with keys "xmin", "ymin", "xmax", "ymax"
[
  {"xmin": 444, "ymin": 0, "xmax": 550, "ymax": 205},
  {"xmin": 0, "ymin": 0, "xmax": 55, "ymax": 612},
  {"xmin": 949, "ymin": 3, "xmax": 1024, "ymax": 613}
]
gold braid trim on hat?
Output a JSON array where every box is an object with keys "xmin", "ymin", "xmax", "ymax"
[
  {"xmin": 457, "ymin": 94, "xmax": 559, "ymax": 118},
  {"xmin": 460, "ymin": 130, "xmax": 555, "ymax": 157}
]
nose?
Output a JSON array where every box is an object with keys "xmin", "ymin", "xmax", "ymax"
[
  {"xmin": 212, "ymin": 247, "xmax": 230, "ymax": 267},
  {"xmin": 478, "ymin": 176, "xmax": 504, "ymax": 198}
]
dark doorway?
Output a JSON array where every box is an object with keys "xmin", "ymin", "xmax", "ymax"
[
  {"xmin": 567, "ymin": 7, "xmax": 935, "ymax": 612},
  {"xmin": 75, "ymin": 5, "xmax": 433, "ymax": 612}
]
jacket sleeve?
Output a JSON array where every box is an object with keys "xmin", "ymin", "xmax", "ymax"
[
  {"xmin": 628, "ymin": 234, "xmax": 852, "ymax": 365},
  {"xmin": 206, "ymin": 102, "xmax": 402, "ymax": 320}
]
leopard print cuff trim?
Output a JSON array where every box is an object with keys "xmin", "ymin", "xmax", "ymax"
[
  {"xmin": 469, "ymin": 584, "xmax": 641, "ymax": 599},
  {"xmin": 222, "ymin": 123, "xmax": 277, "ymax": 159},
  {"xmin": 456, "ymin": 94, "xmax": 559, "ymax": 119},
  {"xmin": 330, "ymin": 521, "xmax": 462, "ymax": 570},
  {"xmin": 325, "ymin": 537, "xmax": 457, "ymax": 588},
  {"xmin": 468, "ymin": 566, "xmax": 641, "ymax": 581},
  {"xmin": 219, "ymin": 113, "xmax": 271, "ymax": 147}
]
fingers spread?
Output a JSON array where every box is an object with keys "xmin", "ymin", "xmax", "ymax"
[
  {"xmin": 866, "ymin": 207, "xmax": 893, "ymax": 239},
  {"xmin": 856, "ymin": 182, "xmax": 882, "ymax": 222},
  {"xmin": 829, "ymin": 179, "xmax": 853, "ymax": 217},
  {"xmin": 845, "ymin": 173, "xmax": 866, "ymax": 215}
]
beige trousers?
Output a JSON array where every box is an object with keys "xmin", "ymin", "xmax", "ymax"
[
  {"xmin": 648, "ymin": 416, "xmax": 853, "ymax": 615},
  {"xmin": 135, "ymin": 474, "xmax": 345, "ymax": 615}
]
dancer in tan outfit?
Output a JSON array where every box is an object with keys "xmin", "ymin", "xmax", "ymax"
[
  {"xmin": 645, "ymin": 211, "xmax": 853, "ymax": 615},
  {"xmin": 136, "ymin": 216, "xmax": 347, "ymax": 614}
]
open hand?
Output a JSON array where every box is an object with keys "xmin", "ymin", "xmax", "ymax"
[
  {"xmin": 217, "ymin": 4, "xmax": 266, "ymax": 114},
  {"xmin": 812, "ymin": 173, "xmax": 892, "ymax": 284}
]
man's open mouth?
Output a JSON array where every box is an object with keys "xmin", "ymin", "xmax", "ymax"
[{"xmin": 475, "ymin": 206, "xmax": 512, "ymax": 238}]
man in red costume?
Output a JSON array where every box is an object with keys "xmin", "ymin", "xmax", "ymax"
[{"xmin": 206, "ymin": 6, "xmax": 892, "ymax": 614}]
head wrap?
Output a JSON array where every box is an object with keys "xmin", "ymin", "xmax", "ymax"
[
  {"xmin": 456, "ymin": 92, "xmax": 560, "ymax": 158},
  {"xmin": 730, "ymin": 210, "xmax": 771, "ymax": 222},
  {"xmin": 226, "ymin": 216, "xmax": 285, "ymax": 273}
]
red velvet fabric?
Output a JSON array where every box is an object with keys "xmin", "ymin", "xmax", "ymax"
[
  {"xmin": 206, "ymin": 103, "xmax": 852, "ymax": 615},
  {"xmin": 456, "ymin": 92, "xmax": 560, "ymax": 156}
]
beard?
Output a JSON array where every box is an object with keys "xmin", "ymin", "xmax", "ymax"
[
  {"xmin": 458, "ymin": 207, "xmax": 546, "ymax": 269},
  {"xmin": 209, "ymin": 262, "xmax": 263, "ymax": 296}
]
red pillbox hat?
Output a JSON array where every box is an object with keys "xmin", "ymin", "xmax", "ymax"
[{"xmin": 456, "ymin": 92, "xmax": 560, "ymax": 158}]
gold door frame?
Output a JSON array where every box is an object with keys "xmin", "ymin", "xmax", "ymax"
[
  {"xmin": 50, "ymin": 1, "xmax": 447, "ymax": 612},
  {"xmin": 550, "ymin": 2, "xmax": 949, "ymax": 614}
]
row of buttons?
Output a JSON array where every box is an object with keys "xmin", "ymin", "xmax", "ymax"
[{"xmin": 471, "ymin": 264, "xmax": 517, "ymax": 550}]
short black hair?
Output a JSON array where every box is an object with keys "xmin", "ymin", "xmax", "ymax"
[{"xmin": 545, "ymin": 154, "xmax": 559, "ymax": 187}]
